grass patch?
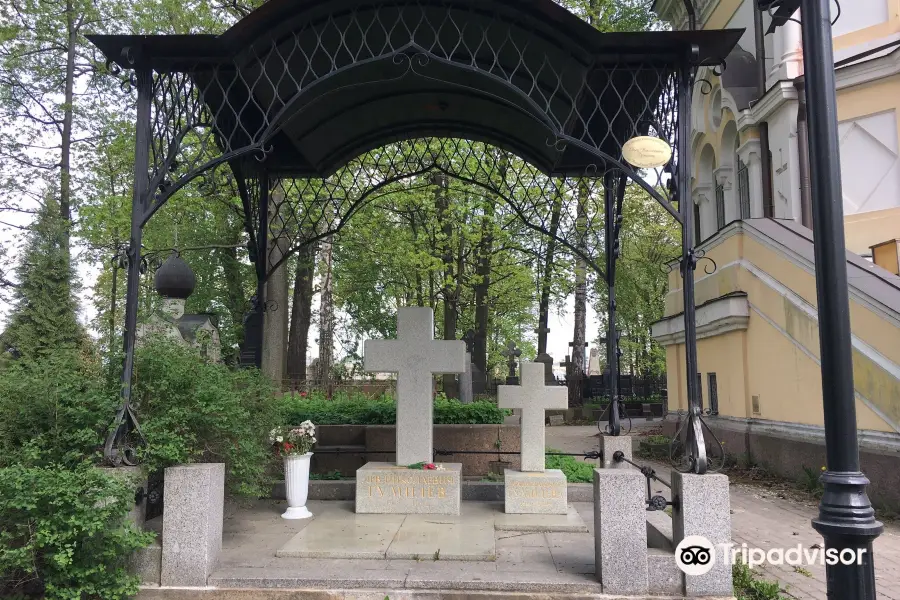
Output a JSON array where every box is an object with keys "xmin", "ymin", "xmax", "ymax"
[{"xmin": 545, "ymin": 448, "xmax": 594, "ymax": 483}]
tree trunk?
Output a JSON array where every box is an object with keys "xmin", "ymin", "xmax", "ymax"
[
  {"xmin": 537, "ymin": 189, "xmax": 563, "ymax": 355},
  {"xmin": 473, "ymin": 196, "xmax": 495, "ymax": 374},
  {"xmin": 433, "ymin": 173, "xmax": 460, "ymax": 397},
  {"xmin": 317, "ymin": 235, "xmax": 335, "ymax": 391},
  {"xmin": 288, "ymin": 242, "xmax": 316, "ymax": 387},
  {"xmin": 570, "ymin": 181, "xmax": 589, "ymax": 407},
  {"xmin": 60, "ymin": 0, "xmax": 77, "ymax": 238}
]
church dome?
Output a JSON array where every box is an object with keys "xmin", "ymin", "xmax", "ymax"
[{"xmin": 154, "ymin": 253, "xmax": 196, "ymax": 299}]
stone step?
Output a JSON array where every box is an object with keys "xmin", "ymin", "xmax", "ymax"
[
  {"xmin": 271, "ymin": 479, "xmax": 596, "ymax": 502},
  {"xmin": 136, "ymin": 585, "xmax": 685, "ymax": 599}
]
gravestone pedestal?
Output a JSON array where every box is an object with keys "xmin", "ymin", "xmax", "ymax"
[
  {"xmin": 504, "ymin": 469, "xmax": 567, "ymax": 514},
  {"xmin": 356, "ymin": 462, "xmax": 462, "ymax": 515}
]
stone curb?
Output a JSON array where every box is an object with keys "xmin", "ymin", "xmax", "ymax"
[
  {"xmin": 271, "ymin": 480, "xmax": 594, "ymax": 502},
  {"xmin": 135, "ymin": 587, "xmax": 713, "ymax": 599}
]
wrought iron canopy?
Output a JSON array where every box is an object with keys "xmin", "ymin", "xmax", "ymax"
[{"xmin": 89, "ymin": 0, "xmax": 740, "ymax": 178}]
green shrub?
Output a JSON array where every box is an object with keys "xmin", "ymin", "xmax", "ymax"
[
  {"xmin": 279, "ymin": 394, "xmax": 507, "ymax": 425},
  {"xmin": 545, "ymin": 448, "xmax": 594, "ymax": 483},
  {"xmin": 0, "ymin": 464, "xmax": 155, "ymax": 599},
  {"xmin": 133, "ymin": 337, "xmax": 280, "ymax": 497},
  {"xmin": 0, "ymin": 351, "xmax": 118, "ymax": 468}
]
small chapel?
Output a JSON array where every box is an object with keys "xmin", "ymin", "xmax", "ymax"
[{"xmin": 136, "ymin": 253, "xmax": 222, "ymax": 362}]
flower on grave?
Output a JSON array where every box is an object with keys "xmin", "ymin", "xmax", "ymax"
[
  {"xmin": 272, "ymin": 420, "xmax": 318, "ymax": 456},
  {"xmin": 435, "ymin": 465, "xmax": 445, "ymax": 471},
  {"xmin": 821, "ymin": 466, "xmax": 826, "ymax": 471},
  {"xmin": 300, "ymin": 391, "xmax": 308, "ymax": 397},
  {"xmin": 423, "ymin": 463, "xmax": 437, "ymax": 470}
]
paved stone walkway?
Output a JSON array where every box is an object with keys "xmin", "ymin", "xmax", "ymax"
[{"xmin": 546, "ymin": 425, "xmax": 900, "ymax": 599}]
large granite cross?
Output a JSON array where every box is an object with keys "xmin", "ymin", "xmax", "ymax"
[
  {"xmin": 498, "ymin": 362, "xmax": 568, "ymax": 472},
  {"xmin": 364, "ymin": 307, "xmax": 466, "ymax": 466}
]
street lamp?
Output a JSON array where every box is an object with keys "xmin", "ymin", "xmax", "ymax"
[{"xmin": 757, "ymin": 1, "xmax": 883, "ymax": 598}]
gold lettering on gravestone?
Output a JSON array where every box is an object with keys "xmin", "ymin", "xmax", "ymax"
[
  {"xmin": 508, "ymin": 480, "xmax": 564, "ymax": 500},
  {"xmin": 365, "ymin": 472, "xmax": 455, "ymax": 499}
]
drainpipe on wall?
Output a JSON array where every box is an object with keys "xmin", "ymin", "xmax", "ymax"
[
  {"xmin": 753, "ymin": 5, "xmax": 776, "ymax": 218},
  {"xmin": 795, "ymin": 79, "xmax": 814, "ymax": 229}
]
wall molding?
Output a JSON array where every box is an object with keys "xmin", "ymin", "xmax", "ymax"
[{"xmin": 652, "ymin": 293, "xmax": 749, "ymax": 346}]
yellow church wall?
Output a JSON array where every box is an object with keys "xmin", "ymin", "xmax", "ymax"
[
  {"xmin": 847, "ymin": 209, "xmax": 900, "ymax": 260},
  {"xmin": 832, "ymin": 0, "xmax": 900, "ymax": 52},
  {"xmin": 660, "ymin": 226, "xmax": 900, "ymax": 433}
]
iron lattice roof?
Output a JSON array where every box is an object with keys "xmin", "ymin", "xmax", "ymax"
[{"xmin": 89, "ymin": 0, "xmax": 741, "ymax": 177}]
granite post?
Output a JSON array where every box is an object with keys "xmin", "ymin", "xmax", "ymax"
[
  {"xmin": 600, "ymin": 435, "xmax": 633, "ymax": 469},
  {"xmin": 160, "ymin": 463, "xmax": 225, "ymax": 587},
  {"xmin": 499, "ymin": 362, "xmax": 569, "ymax": 514},
  {"xmin": 672, "ymin": 472, "xmax": 733, "ymax": 597},
  {"xmin": 594, "ymin": 469, "xmax": 649, "ymax": 595}
]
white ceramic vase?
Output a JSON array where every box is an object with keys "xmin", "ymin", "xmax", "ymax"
[{"xmin": 282, "ymin": 452, "xmax": 313, "ymax": 520}]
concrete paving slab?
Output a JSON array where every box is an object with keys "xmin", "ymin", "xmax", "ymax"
[
  {"xmin": 494, "ymin": 505, "xmax": 588, "ymax": 532},
  {"xmin": 385, "ymin": 516, "xmax": 496, "ymax": 560},
  {"xmin": 276, "ymin": 509, "xmax": 405, "ymax": 559}
]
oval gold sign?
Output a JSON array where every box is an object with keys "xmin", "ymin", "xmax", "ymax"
[{"xmin": 622, "ymin": 136, "xmax": 673, "ymax": 169}]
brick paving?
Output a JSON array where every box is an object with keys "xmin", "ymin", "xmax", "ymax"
[{"xmin": 547, "ymin": 425, "xmax": 900, "ymax": 598}]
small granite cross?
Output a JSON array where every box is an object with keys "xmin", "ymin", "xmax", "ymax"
[
  {"xmin": 499, "ymin": 362, "xmax": 569, "ymax": 471},
  {"xmin": 364, "ymin": 307, "xmax": 466, "ymax": 465},
  {"xmin": 505, "ymin": 341, "xmax": 522, "ymax": 379}
]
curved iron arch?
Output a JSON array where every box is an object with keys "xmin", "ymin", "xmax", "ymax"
[{"xmin": 88, "ymin": 0, "xmax": 740, "ymax": 473}]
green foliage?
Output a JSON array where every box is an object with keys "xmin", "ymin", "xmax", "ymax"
[
  {"xmin": 0, "ymin": 351, "xmax": 118, "ymax": 468},
  {"xmin": 133, "ymin": 337, "xmax": 280, "ymax": 497},
  {"xmin": 732, "ymin": 560, "xmax": 787, "ymax": 600},
  {"xmin": 799, "ymin": 465, "xmax": 825, "ymax": 498},
  {"xmin": 1, "ymin": 197, "xmax": 85, "ymax": 360},
  {"xmin": 545, "ymin": 448, "xmax": 594, "ymax": 483},
  {"xmin": 310, "ymin": 470, "xmax": 345, "ymax": 480},
  {"xmin": 278, "ymin": 393, "xmax": 507, "ymax": 425},
  {"xmin": 592, "ymin": 187, "xmax": 679, "ymax": 378},
  {"xmin": 0, "ymin": 464, "xmax": 155, "ymax": 599}
]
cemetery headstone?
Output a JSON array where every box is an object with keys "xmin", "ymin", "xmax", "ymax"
[
  {"xmin": 548, "ymin": 414, "xmax": 565, "ymax": 427},
  {"xmin": 357, "ymin": 307, "xmax": 465, "ymax": 514},
  {"xmin": 459, "ymin": 354, "xmax": 474, "ymax": 404},
  {"xmin": 534, "ymin": 352, "xmax": 555, "ymax": 385},
  {"xmin": 504, "ymin": 341, "xmax": 521, "ymax": 385},
  {"xmin": 459, "ymin": 330, "xmax": 475, "ymax": 404},
  {"xmin": 498, "ymin": 362, "xmax": 569, "ymax": 514}
]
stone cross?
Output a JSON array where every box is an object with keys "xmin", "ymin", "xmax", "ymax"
[
  {"xmin": 365, "ymin": 307, "xmax": 466, "ymax": 465},
  {"xmin": 459, "ymin": 331, "xmax": 475, "ymax": 405},
  {"xmin": 498, "ymin": 362, "xmax": 569, "ymax": 472},
  {"xmin": 505, "ymin": 341, "xmax": 522, "ymax": 381}
]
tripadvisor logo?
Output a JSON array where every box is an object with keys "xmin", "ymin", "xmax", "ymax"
[
  {"xmin": 675, "ymin": 536, "xmax": 716, "ymax": 576},
  {"xmin": 675, "ymin": 535, "xmax": 870, "ymax": 575}
]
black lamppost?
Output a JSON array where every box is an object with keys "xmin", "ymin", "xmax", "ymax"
[{"xmin": 759, "ymin": 1, "xmax": 883, "ymax": 597}]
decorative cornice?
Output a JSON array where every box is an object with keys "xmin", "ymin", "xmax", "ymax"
[
  {"xmin": 748, "ymin": 81, "xmax": 798, "ymax": 125},
  {"xmin": 834, "ymin": 46, "xmax": 900, "ymax": 91},
  {"xmin": 651, "ymin": 293, "xmax": 750, "ymax": 346}
]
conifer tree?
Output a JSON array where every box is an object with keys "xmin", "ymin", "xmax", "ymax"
[{"xmin": 1, "ymin": 194, "xmax": 84, "ymax": 359}]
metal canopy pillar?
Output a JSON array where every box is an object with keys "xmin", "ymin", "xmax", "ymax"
[
  {"xmin": 798, "ymin": 0, "xmax": 883, "ymax": 597},
  {"xmin": 604, "ymin": 171, "xmax": 626, "ymax": 436},
  {"xmin": 677, "ymin": 48, "xmax": 707, "ymax": 475},
  {"xmin": 103, "ymin": 67, "xmax": 151, "ymax": 465}
]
